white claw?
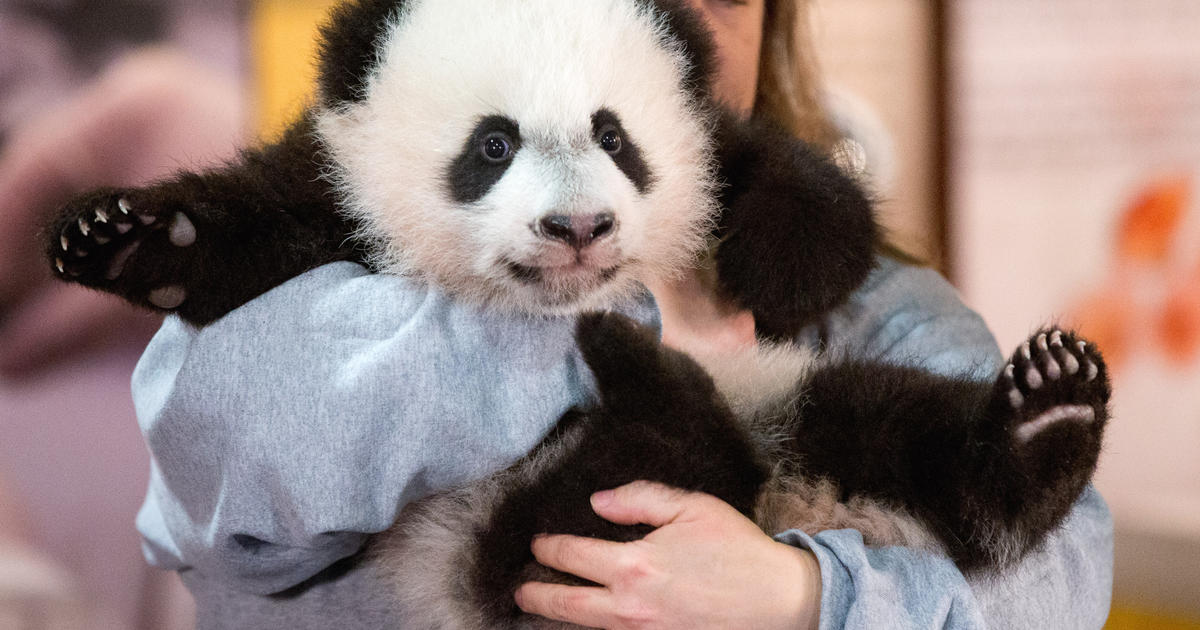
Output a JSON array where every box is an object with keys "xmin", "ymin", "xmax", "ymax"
[
  {"xmin": 1050, "ymin": 331, "xmax": 1064, "ymax": 347},
  {"xmin": 1005, "ymin": 364, "xmax": 1016, "ymax": 381},
  {"xmin": 1077, "ymin": 340, "xmax": 1088, "ymax": 355},
  {"xmin": 77, "ymin": 217, "xmax": 90, "ymax": 236},
  {"xmin": 60, "ymin": 235, "xmax": 69, "ymax": 251},
  {"xmin": 168, "ymin": 212, "xmax": 196, "ymax": 247},
  {"xmin": 118, "ymin": 198, "xmax": 132, "ymax": 214},
  {"xmin": 1037, "ymin": 333, "xmax": 1049, "ymax": 352},
  {"xmin": 1085, "ymin": 360, "xmax": 1099, "ymax": 382},
  {"xmin": 55, "ymin": 258, "xmax": 65, "ymax": 273},
  {"xmin": 1009, "ymin": 388, "xmax": 1025, "ymax": 409},
  {"xmin": 1021, "ymin": 342, "xmax": 1032, "ymax": 360},
  {"xmin": 95, "ymin": 208, "xmax": 110, "ymax": 223},
  {"xmin": 1025, "ymin": 366, "xmax": 1044, "ymax": 390}
]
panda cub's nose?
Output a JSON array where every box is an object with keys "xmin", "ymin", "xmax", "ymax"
[{"xmin": 538, "ymin": 213, "xmax": 616, "ymax": 250}]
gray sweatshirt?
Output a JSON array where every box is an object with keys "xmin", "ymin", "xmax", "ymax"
[{"xmin": 131, "ymin": 258, "xmax": 1112, "ymax": 629}]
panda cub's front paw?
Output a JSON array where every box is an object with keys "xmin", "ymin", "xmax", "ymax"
[{"xmin": 49, "ymin": 188, "xmax": 196, "ymax": 309}]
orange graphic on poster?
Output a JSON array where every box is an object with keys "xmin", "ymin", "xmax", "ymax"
[{"xmin": 1071, "ymin": 176, "xmax": 1199, "ymax": 370}]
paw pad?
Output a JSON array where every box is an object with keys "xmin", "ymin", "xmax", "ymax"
[
  {"xmin": 52, "ymin": 192, "xmax": 198, "ymax": 311},
  {"xmin": 1000, "ymin": 328, "xmax": 1108, "ymax": 443}
]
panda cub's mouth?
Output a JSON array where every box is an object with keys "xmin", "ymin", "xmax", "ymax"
[{"xmin": 504, "ymin": 260, "xmax": 622, "ymax": 288}]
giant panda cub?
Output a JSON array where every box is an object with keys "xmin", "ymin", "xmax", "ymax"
[{"xmin": 47, "ymin": 0, "xmax": 1110, "ymax": 626}]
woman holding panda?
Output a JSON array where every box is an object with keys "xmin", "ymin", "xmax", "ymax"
[
  {"xmin": 515, "ymin": 1, "xmax": 1113, "ymax": 628},
  {"xmin": 4, "ymin": 0, "xmax": 1112, "ymax": 627}
]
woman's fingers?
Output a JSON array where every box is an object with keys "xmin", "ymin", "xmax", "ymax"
[
  {"xmin": 530, "ymin": 534, "xmax": 633, "ymax": 586},
  {"xmin": 591, "ymin": 481, "xmax": 713, "ymax": 528},
  {"xmin": 514, "ymin": 582, "xmax": 612, "ymax": 629}
]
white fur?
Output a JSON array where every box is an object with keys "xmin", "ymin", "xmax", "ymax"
[
  {"xmin": 756, "ymin": 476, "xmax": 944, "ymax": 555},
  {"xmin": 689, "ymin": 341, "xmax": 816, "ymax": 420},
  {"xmin": 318, "ymin": 0, "xmax": 717, "ymax": 315}
]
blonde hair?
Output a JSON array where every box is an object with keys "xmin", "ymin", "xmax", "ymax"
[{"xmin": 756, "ymin": 0, "xmax": 841, "ymax": 151}]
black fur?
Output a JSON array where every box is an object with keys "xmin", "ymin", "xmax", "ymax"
[
  {"xmin": 713, "ymin": 113, "xmax": 878, "ymax": 341},
  {"xmin": 46, "ymin": 114, "xmax": 363, "ymax": 325},
  {"xmin": 41, "ymin": 0, "xmax": 1110, "ymax": 608},
  {"xmin": 591, "ymin": 109, "xmax": 655, "ymax": 195},
  {"xmin": 317, "ymin": 0, "xmax": 407, "ymax": 105},
  {"xmin": 786, "ymin": 329, "xmax": 1109, "ymax": 569},
  {"xmin": 446, "ymin": 116, "xmax": 523, "ymax": 204},
  {"xmin": 42, "ymin": 0, "xmax": 742, "ymax": 327},
  {"xmin": 471, "ymin": 313, "xmax": 767, "ymax": 622},
  {"xmin": 397, "ymin": 317, "xmax": 1109, "ymax": 628}
]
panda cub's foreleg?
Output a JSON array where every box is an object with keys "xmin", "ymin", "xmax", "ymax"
[
  {"xmin": 712, "ymin": 115, "xmax": 878, "ymax": 341},
  {"xmin": 776, "ymin": 328, "xmax": 1109, "ymax": 570},
  {"xmin": 45, "ymin": 113, "xmax": 360, "ymax": 326}
]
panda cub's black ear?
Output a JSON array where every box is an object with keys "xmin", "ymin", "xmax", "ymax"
[
  {"xmin": 634, "ymin": 0, "xmax": 719, "ymax": 101},
  {"xmin": 713, "ymin": 115, "xmax": 879, "ymax": 341},
  {"xmin": 316, "ymin": 0, "xmax": 408, "ymax": 105}
]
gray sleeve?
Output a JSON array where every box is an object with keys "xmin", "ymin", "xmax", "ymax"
[
  {"xmin": 779, "ymin": 258, "xmax": 1114, "ymax": 629},
  {"xmin": 131, "ymin": 262, "xmax": 659, "ymax": 595}
]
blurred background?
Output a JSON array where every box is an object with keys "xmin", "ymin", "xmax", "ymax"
[{"xmin": 0, "ymin": 0, "xmax": 1197, "ymax": 628}]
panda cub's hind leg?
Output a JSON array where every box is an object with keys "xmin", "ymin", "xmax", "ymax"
[{"xmin": 988, "ymin": 329, "xmax": 1110, "ymax": 519}]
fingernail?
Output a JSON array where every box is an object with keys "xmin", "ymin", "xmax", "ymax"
[{"xmin": 591, "ymin": 490, "xmax": 614, "ymax": 509}]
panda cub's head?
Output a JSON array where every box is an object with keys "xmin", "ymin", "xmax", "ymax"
[{"xmin": 316, "ymin": 0, "xmax": 718, "ymax": 314}]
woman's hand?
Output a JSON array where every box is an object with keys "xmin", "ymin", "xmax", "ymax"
[{"xmin": 515, "ymin": 481, "xmax": 821, "ymax": 630}]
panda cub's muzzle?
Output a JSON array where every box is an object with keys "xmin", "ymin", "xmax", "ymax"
[{"xmin": 507, "ymin": 209, "xmax": 624, "ymax": 290}]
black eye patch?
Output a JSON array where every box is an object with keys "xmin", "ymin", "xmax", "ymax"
[
  {"xmin": 446, "ymin": 115, "xmax": 522, "ymax": 204},
  {"xmin": 591, "ymin": 109, "xmax": 654, "ymax": 195}
]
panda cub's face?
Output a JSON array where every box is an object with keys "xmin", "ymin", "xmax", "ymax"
[{"xmin": 318, "ymin": 0, "xmax": 717, "ymax": 314}]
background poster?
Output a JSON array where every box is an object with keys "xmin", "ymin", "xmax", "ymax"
[{"xmin": 948, "ymin": 0, "xmax": 1200, "ymax": 615}]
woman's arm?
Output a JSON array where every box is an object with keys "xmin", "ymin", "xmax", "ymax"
[
  {"xmin": 131, "ymin": 261, "xmax": 660, "ymax": 595},
  {"xmin": 775, "ymin": 486, "xmax": 1111, "ymax": 629}
]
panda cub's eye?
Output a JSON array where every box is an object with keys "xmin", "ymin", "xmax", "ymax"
[
  {"xmin": 481, "ymin": 132, "xmax": 515, "ymax": 163},
  {"xmin": 598, "ymin": 125, "xmax": 623, "ymax": 155}
]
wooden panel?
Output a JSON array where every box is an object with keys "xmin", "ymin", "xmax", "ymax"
[
  {"xmin": 249, "ymin": 0, "xmax": 338, "ymax": 138},
  {"xmin": 812, "ymin": 0, "xmax": 941, "ymax": 265}
]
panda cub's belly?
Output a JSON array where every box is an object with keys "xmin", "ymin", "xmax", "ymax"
[
  {"xmin": 685, "ymin": 340, "xmax": 816, "ymax": 422},
  {"xmin": 691, "ymin": 341, "xmax": 947, "ymax": 557}
]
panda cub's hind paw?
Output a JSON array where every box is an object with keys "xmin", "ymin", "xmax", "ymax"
[
  {"xmin": 1002, "ymin": 331, "xmax": 1107, "ymax": 429},
  {"xmin": 49, "ymin": 189, "xmax": 196, "ymax": 310},
  {"xmin": 995, "ymin": 329, "xmax": 1110, "ymax": 470}
]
